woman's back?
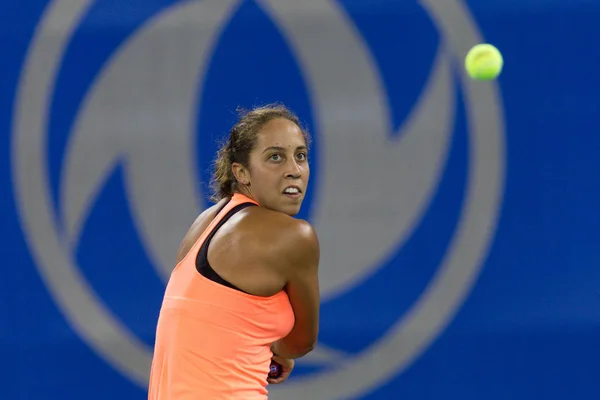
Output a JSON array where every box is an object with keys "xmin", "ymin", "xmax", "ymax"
[{"xmin": 148, "ymin": 194, "xmax": 295, "ymax": 399}]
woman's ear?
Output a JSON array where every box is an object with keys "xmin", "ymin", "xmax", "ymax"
[{"xmin": 231, "ymin": 162, "xmax": 250, "ymax": 185}]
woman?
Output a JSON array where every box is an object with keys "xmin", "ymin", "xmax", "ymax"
[{"xmin": 148, "ymin": 104, "xmax": 320, "ymax": 399}]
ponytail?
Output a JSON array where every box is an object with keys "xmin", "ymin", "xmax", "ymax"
[{"xmin": 210, "ymin": 140, "xmax": 236, "ymax": 202}]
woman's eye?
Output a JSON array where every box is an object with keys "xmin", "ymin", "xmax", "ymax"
[
  {"xmin": 270, "ymin": 154, "xmax": 282, "ymax": 161},
  {"xmin": 296, "ymin": 153, "xmax": 307, "ymax": 161}
]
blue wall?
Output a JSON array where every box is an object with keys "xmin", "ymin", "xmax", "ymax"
[{"xmin": 2, "ymin": 1, "xmax": 600, "ymax": 399}]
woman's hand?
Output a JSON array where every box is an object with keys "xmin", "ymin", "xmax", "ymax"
[{"xmin": 267, "ymin": 355, "xmax": 295, "ymax": 385}]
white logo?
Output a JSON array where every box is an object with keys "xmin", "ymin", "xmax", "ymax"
[{"xmin": 13, "ymin": 1, "xmax": 505, "ymax": 399}]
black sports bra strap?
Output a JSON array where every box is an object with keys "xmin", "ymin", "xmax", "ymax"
[{"xmin": 196, "ymin": 202, "xmax": 257, "ymax": 293}]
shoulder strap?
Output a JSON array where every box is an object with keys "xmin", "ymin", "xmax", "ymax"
[{"xmin": 186, "ymin": 193, "xmax": 259, "ymax": 259}]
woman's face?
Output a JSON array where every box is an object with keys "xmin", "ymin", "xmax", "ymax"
[{"xmin": 238, "ymin": 118, "xmax": 310, "ymax": 216}]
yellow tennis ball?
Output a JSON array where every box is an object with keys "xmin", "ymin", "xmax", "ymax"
[{"xmin": 465, "ymin": 44, "xmax": 503, "ymax": 81}]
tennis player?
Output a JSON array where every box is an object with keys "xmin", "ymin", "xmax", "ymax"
[{"xmin": 148, "ymin": 104, "xmax": 320, "ymax": 399}]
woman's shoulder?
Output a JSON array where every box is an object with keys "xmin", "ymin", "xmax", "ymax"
[{"xmin": 241, "ymin": 207, "xmax": 319, "ymax": 259}]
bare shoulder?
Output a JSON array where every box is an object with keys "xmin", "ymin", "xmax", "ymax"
[
  {"xmin": 244, "ymin": 208, "xmax": 320, "ymax": 265},
  {"xmin": 279, "ymin": 216, "xmax": 319, "ymax": 259}
]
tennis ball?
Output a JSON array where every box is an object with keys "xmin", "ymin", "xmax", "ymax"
[{"xmin": 465, "ymin": 43, "xmax": 503, "ymax": 81}]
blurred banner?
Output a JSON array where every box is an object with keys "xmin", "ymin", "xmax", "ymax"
[{"xmin": 2, "ymin": 1, "xmax": 600, "ymax": 399}]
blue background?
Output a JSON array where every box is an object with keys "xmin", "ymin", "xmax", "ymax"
[{"xmin": 2, "ymin": 1, "xmax": 600, "ymax": 399}]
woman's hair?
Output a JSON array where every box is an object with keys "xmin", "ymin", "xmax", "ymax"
[{"xmin": 210, "ymin": 103, "xmax": 311, "ymax": 202}]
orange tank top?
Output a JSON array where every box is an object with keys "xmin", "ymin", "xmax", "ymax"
[{"xmin": 148, "ymin": 193, "xmax": 295, "ymax": 400}]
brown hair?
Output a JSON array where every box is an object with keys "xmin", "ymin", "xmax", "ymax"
[{"xmin": 210, "ymin": 103, "xmax": 311, "ymax": 202}]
